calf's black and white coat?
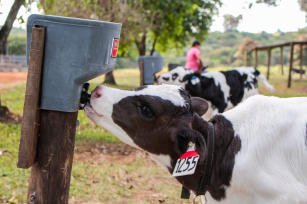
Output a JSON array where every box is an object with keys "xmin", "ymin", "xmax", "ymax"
[
  {"xmin": 85, "ymin": 84, "xmax": 307, "ymax": 204},
  {"xmin": 157, "ymin": 67, "xmax": 275, "ymax": 120}
]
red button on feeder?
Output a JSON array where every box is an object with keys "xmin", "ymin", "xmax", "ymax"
[{"xmin": 111, "ymin": 38, "xmax": 119, "ymax": 57}]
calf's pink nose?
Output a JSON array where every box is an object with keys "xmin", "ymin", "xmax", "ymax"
[{"xmin": 91, "ymin": 86, "xmax": 103, "ymax": 99}]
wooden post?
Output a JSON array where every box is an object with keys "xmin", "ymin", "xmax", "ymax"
[
  {"xmin": 244, "ymin": 51, "xmax": 248, "ymax": 66},
  {"xmin": 288, "ymin": 43, "xmax": 294, "ymax": 88},
  {"xmin": 299, "ymin": 44, "xmax": 303, "ymax": 80},
  {"xmin": 267, "ymin": 48, "xmax": 271, "ymax": 80},
  {"xmin": 139, "ymin": 59, "xmax": 144, "ymax": 86},
  {"xmin": 280, "ymin": 46, "xmax": 284, "ymax": 75},
  {"xmin": 17, "ymin": 27, "xmax": 78, "ymax": 204},
  {"xmin": 27, "ymin": 110, "xmax": 78, "ymax": 204},
  {"xmin": 18, "ymin": 27, "xmax": 45, "ymax": 168},
  {"xmin": 254, "ymin": 48, "xmax": 258, "ymax": 68}
]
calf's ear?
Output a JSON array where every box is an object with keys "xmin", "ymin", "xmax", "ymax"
[
  {"xmin": 182, "ymin": 72, "xmax": 201, "ymax": 82},
  {"xmin": 191, "ymin": 97, "xmax": 208, "ymax": 116},
  {"xmin": 173, "ymin": 128, "xmax": 206, "ymax": 162},
  {"xmin": 182, "ymin": 74, "xmax": 192, "ymax": 82}
]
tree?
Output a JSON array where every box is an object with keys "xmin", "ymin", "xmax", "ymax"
[
  {"xmin": 38, "ymin": 0, "xmax": 221, "ymax": 56},
  {"xmin": 223, "ymin": 14, "xmax": 242, "ymax": 32},
  {"xmin": 37, "ymin": 0, "xmax": 221, "ymax": 84},
  {"xmin": 234, "ymin": 38, "xmax": 259, "ymax": 65},
  {"xmin": 249, "ymin": 0, "xmax": 306, "ymax": 21},
  {"xmin": 247, "ymin": 0, "xmax": 280, "ymax": 8},
  {"xmin": 129, "ymin": 0, "xmax": 222, "ymax": 56},
  {"xmin": 0, "ymin": 0, "xmax": 25, "ymax": 54},
  {"xmin": 298, "ymin": 0, "xmax": 307, "ymax": 21}
]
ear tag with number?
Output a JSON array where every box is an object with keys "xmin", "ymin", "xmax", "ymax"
[
  {"xmin": 191, "ymin": 76, "xmax": 200, "ymax": 85},
  {"xmin": 172, "ymin": 143, "xmax": 199, "ymax": 177}
]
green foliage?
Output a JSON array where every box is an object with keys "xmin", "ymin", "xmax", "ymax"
[
  {"xmin": 5, "ymin": 26, "xmax": 307, "ymax": 67},
  {"xmin": 206, "ymin": 47, "xmax": 236, "ymax": 66},
  {"xmin": 8, "ymin": 34, "xmax": 26, "ymax": 55},
  {"xmin": 34, "ymin": 0, "xmax": 221, "ymax": 56},
  {"xmin": 131, "ymin": 0, "xmax": 222, "ymax": 55},
  {"xmin": 8, "ymin": 27, "xmax": 26, "ymax": 35}
]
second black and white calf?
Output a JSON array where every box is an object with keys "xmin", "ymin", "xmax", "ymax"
[
  {"xmin": 157, "ymin": 67, "xmax": 275, "ymax": 119},
  {"xmin": 85, "ymin": 84, "xmax": 307, "ymax": 204}
]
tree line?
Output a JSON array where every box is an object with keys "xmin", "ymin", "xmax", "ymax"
[
  {"xmin": 7, "ymin": 27, "xmax": 307, "ymax": 67},
  {"xmin": 1, "ymin": 0, "xmax": 306, "ymax": 83}
]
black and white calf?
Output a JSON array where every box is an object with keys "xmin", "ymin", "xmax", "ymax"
[
  {"xmin": 85, "ymin": 84, "xmax": 307, "ymax": 204},
  {"xmin": 157, "ymin": 66, "xmax": 275, "ymax": 120}
]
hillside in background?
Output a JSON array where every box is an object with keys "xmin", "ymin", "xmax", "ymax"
[
  {"xmin": 6, "ymin": 27, "xmax": 307, "ymax": 67},
  {"xmin": 202, "ymin": 27, "xmax": 307, "ymax": 67}
]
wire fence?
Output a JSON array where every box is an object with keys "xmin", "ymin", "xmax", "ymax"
[
  {"xmin": 0, "ymin": 55, "xmax": 27, "ymax": 72},
  {"xmin": 0, "ymin": 55, "xmax": 187, "ymax": 71}
]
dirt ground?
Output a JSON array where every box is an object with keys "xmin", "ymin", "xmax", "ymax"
[
  {"xmin": 72, "ymin": 142, "xmax": 182, "ymax": 204},
  {"xmin": 0, "ymin": 72, "xmax": 27, "ymax": 94},
  {"xmin": 0, "ymin": 72, "xmax": 27, "ymax": 84},
  {"xmin": 0, "ymin": 71, "xmax": 145, "ymax": 85}
]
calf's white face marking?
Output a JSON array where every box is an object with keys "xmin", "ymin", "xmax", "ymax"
[{"xmin": 157, "ymin": 66, "xmax": 192, "ymax": 87}]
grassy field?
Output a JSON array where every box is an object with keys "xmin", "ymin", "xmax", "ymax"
[{"xmin": 0, "ymin": 66, "xmax": 306, "ymax": 204}]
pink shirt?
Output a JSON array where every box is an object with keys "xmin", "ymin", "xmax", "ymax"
[{"xmin": 185, "ymin": 47, "xmax": 200, "ymax": 71}]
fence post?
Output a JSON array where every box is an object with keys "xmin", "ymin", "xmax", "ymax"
[
  {"xmin": 288, "ymin": 42, "xmax": 294, "ymax": 88},
  {"xmin": 254, "ymin": 49, "xmax": 258, "ymax": 68},
  {"xmin": 27, "ymin": 111, "xmax": 78, "ymax": 204},
  {"xmin": 299, "ymin": 44, "xmax": 303, "ymax": 80},
  {"xmin": 267, "ymin": 48, "xmax": 271, "ymax": 80},
  {"xmin": 280, "ymin": 46, "xmax": 284, "ymax": 75},
  {"xmin": 18, "ymin": 27, "xmax": 45, "ymax": 168}
]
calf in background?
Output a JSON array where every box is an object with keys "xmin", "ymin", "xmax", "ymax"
[{"xmin": 157, "ymin": 66, "xmax": 275, "ymax": 120}]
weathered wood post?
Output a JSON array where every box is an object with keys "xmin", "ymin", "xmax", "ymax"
[
  {"xmin": 18, "ymin": 26, "xmax": 45, "ymax": 169},
  {"xmin": 17, "ymin": 14, "xmax": 122, "ymax": 204},
  {"xmin": 299, "ymin": 44, "xmax": 303, "ymax": 80},
  {"xmin": 138, "ymin": 56, "xmax": 164, "ymax": 86},
  {"xmin": 288, "ymin": 42, "xmax": 294, "ymax": 88},
  {"xmin": 267, "ymin": 48, "xmax": 272, "ymax": 80},
  {"xmin": 27, "ymin": 111, "xmax": 78, "ymax": 204},
  {"xmin": 254, "ymin": 48, "xmax": 258, "ymax": 68},
  {"xmin": 280, "ymin": 46, "xmax": 284, "ymax": 75},
  {"xmin": 244, "ymin": 51, "xmax": 248, "ymax": 66}
]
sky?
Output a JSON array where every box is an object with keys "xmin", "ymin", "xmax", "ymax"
[
  {"xmin": 211, "ymin": 0, "xmax": 306, "ymax": 33},
  {"xmin": 0, "ymin": 0, "xmax": 306, "ymax": 33}
]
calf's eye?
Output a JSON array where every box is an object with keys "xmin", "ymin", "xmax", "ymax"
[
  {"xmin": 172, "ymin": 73, "xmax": 179, "ymax": 80},
  {"xmin": 140, "ymin": 105, "xmax": 155, "ymax": 119}
]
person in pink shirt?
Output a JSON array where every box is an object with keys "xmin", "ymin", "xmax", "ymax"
[{"xmin": 185, "ymin": 41, "xmax": 204, "ymax": 71}]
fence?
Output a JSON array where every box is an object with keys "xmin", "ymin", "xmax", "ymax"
[
  {"xmin": 0, "ymin": 55, "xmax": 186, "ymax": 71},
  {"xmin": 250, "ymin": 41, "xmax": 307, "ymax": 87},
  {"xmin": 0, "ymin": 55, "xmax": 27, "ymax": 72}
]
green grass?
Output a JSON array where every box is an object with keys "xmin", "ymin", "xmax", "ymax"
[
  {"xmin": 255, "ymin": 65, "xmax": 307, "ymax": 97},
  {"xmin": 0, "ymin": 123, "xmax": 29, "ymax": 203},
  {"xmin": 0, "ymin": 66, "xmax": 306, "ymax": 203}
]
